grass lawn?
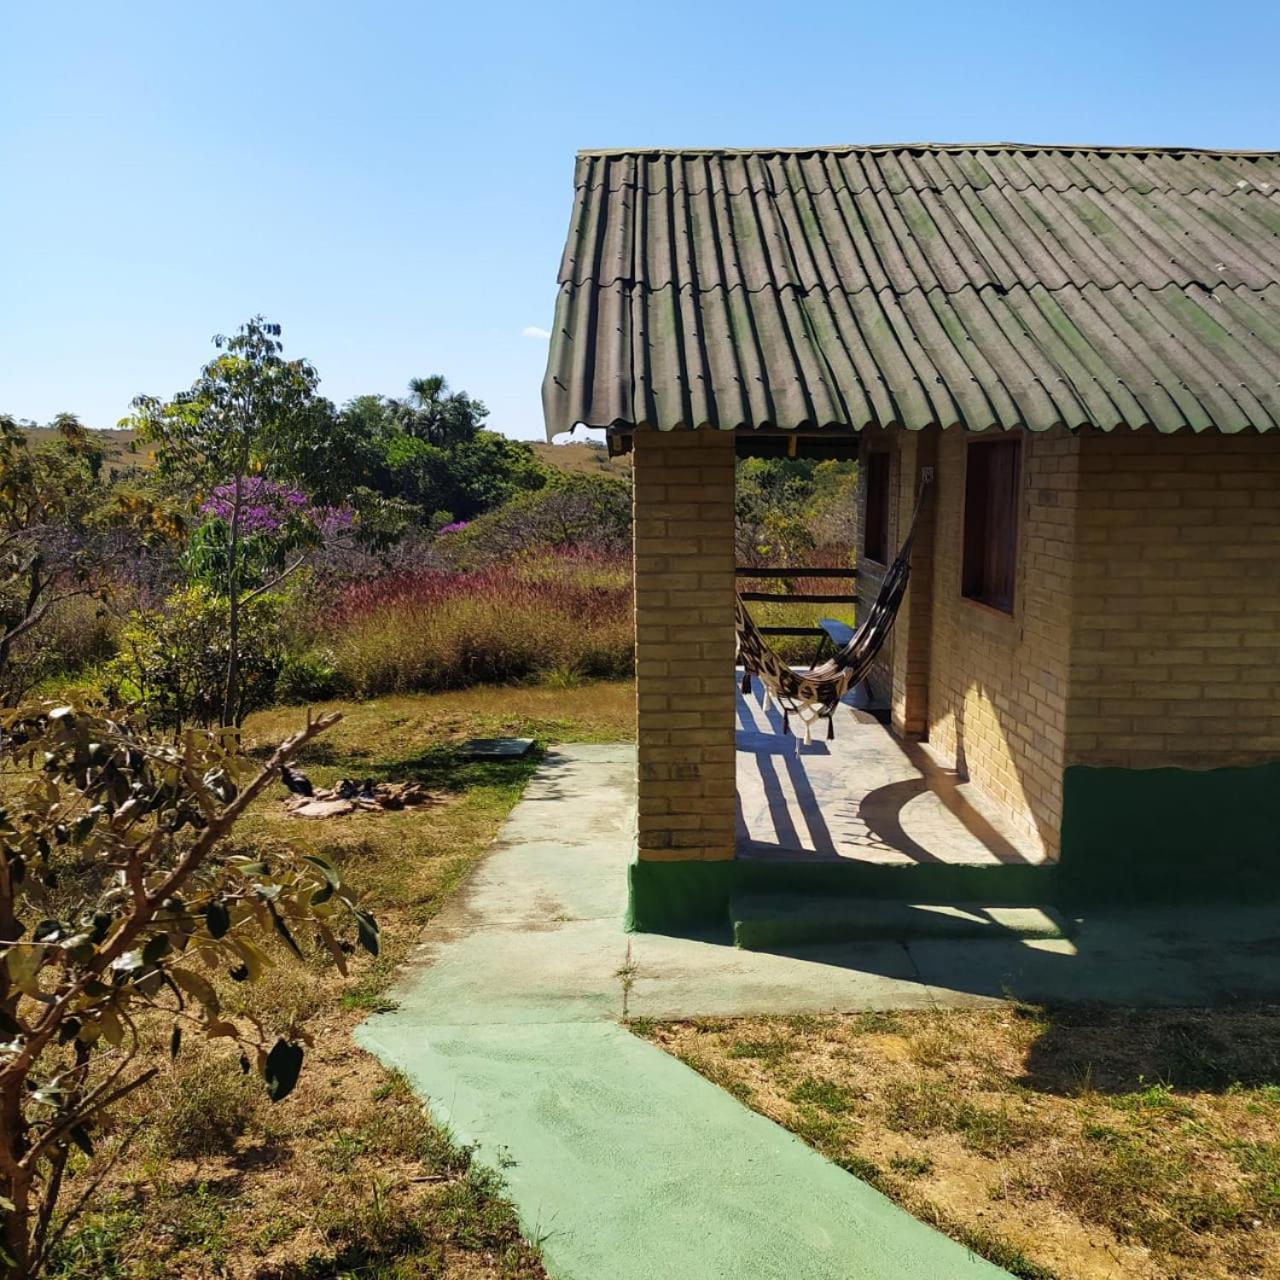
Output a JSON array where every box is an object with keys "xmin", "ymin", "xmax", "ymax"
[
  {"xmin": 636, "ymin": 1006, "xmax": 1280, "ymax": 1280},
  {"xmin": 46, "ymin": 682, "xmax": 635, "ymax": 1279}
]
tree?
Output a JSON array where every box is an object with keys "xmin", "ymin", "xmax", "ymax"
[
  {"xmin": 435, "ymin": 473, "xmax": 631, "ymax": 568},
  {"xmin": 0, "ymin": 417, "xmax": 119, "ymax": 701},
  {"xmin": 124, "ymin": 318, "xmax": 339, "ymax": 726},
  {"xmin": 339, "ymin": 380, "xmax": 545, "ymax": 524},
  {"xmin": 0, "ymin": 702, "xmax": 376, "ymax": 1277},
  {"xmin": 734, "ymin": 456, "xmax": 820, "ymax": 566},
  {"xmin": 392, "ymin": 375, "xmax": 488, "ymax": 448}
]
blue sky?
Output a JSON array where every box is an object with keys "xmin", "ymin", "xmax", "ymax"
[{"xmin": 3, "ymin": 0, "xmax": 1276, "ymax": 440}]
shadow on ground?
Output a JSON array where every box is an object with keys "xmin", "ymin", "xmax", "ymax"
[{"xmin": 1018, "ymin": 1004, "xmax": 1280, "ymax": 1095}]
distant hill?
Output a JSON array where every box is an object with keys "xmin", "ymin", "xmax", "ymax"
[
  {"xmin": 18, "ymin": 426, "xmax": 626, "ymax": 479},
  {"xmin": 531, "ymin": 440, "xmax": 630, "ymax": 476},
  {"xmin": 20, "ymin": 426, "xmax": 150, "ymax": 473}
]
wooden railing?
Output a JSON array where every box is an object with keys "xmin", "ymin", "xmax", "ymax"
[{"xmin": 734, "ymin": 565, "xmax": 858, "ymax": 639}]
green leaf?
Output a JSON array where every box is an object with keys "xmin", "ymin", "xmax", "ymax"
[
  {"xmin": 69, "ymin": 1124, "xmax": 94, "ymax": 1157},
  {"xmin": 71, "ymin": 812, "xmax": 98, "ymax": 844},
  {"xmin": 110, "ymin": 950, "xmax": 143, "ymax": 976},
  {"xmin": 354, "ymin": 909, "xmax": 379, "ymax": 958},
  {"xmin": 98, "ymin": 1008, "xmax": 124, "ymax": 1048},
  {"xmin": 264, "ymin": 1039, "xmax": 303, "ymax": 1102},
  {"xmin": 61, "ymin": 933, "xmax": 95, "ymax": 964},
  {"xmin": 266, "ymin": 902, "xmax": 304, "ymax": 960},
  {"xmin": 142, "ymin": 934, "xmax": 170, "ymax": 965},
  {"xmin": 4, "ymin": 944, "xmax": 42, "ymax": 994},
  {"xmin": 303, "ymin": 854, "xmax": 340, "ymax": 888},
  {"xmin": 171, "ymin": 967, "xmax": 220, "ymax": 1015},
  {"xmin": 205, "ymin": 902, "xmax": 231, "ymax": 939}
]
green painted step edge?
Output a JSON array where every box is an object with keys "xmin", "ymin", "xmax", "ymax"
[
  {"xmin": 626, "ymin": 858, "xmax": 1059, "ymax": 935},
  {"xmin": 1059, "ymin": 759, "xmax": 1280, "ymax": 905},
  {"xmin": 730, "ymin": 895, "xmax": 1077, "ymax": 950}
]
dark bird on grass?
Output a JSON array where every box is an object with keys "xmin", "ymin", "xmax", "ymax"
[{"xmin": 280, "ymin": 765, "xmax": 314, "ymax": 798}]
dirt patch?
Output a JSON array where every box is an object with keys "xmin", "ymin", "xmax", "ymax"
[{"xmin": 637, "ymin": 1007, "xmax": 1280, "ymax": 1280}]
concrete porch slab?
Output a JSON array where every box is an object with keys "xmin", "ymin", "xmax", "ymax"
[{"xmin": 736, "ymin": 673, "xmax": 1051, "ymax": 865}]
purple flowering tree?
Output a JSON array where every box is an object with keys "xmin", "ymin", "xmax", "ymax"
[
  {"xmin": 125, "ymin": 318, "xmax": 339, "ymax": 725},
  {"xmin": 193, "ymin": 478, "xmax": 358, "ymax": 604}
]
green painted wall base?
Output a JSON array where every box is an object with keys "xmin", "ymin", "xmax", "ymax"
[
  {"xmin": 1060, "ymin": 759, "xmax": 1280, "ymax": 905},
  {"xmin": 629, "ymin": 759, "xmax": 1280, "ymax": 934},
  {"xmin": 626, "ymin": 857, "xmax": 1057, "ymax": 936}
]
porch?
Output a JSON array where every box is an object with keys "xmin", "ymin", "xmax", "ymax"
[{"xmin": 735, "ymin": 673, "xmax": 1050, "ymax": 868}]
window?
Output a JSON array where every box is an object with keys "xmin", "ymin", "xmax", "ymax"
[
  {"xmin": 863, "ymin": 451, "xmax": 890, "ymax": 564},
  {"xmin": 962, "ymin": 438, "xmax": 1021, "ymax": 612}
]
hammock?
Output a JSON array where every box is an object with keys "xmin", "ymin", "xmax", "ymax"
[{"xmin": 736, "ymin": 476, "xmax": 931, "ymax": 742}]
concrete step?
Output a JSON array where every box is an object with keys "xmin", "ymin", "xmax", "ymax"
[{"xmin": 731, "ymin": 892, "xmax": 1077, "ymax": 950}]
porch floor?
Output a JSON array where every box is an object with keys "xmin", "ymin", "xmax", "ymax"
[{"xmin": 735, "ymin": 673, "xmax": 1051, "ymax": 866}]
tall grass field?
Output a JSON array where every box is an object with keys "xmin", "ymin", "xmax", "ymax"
[{"xmin": 316, "ymin": 550, "xmax": 633, "ymax": 696}]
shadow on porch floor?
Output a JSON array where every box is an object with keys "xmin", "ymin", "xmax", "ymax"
[{"xmin": 735, "ymin": 673, "xmax": 1050, "ymax": 867}]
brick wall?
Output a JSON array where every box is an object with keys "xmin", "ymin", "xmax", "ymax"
[
  {"xmin": 888, "ymin": 432, "xmax": 938, "ymax": 737},
  {"xmin": 632, "ymin": 428, "xmax": 738, "ymax": 862},
  {"xmin": 925, "ymin": 428, "xmax": 1082, "ymax": 857},
  {"xmin": 1066, "ymin": 429, "xmax": 1280, "ymax": 768}
]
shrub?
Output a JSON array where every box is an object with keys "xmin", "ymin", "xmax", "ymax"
[
  {"xmin": 321, "ymin": 551, "xmax": 632, "ymax": 696},
  {"xmin": 105, "ymin": 584, "xmax": 286, "ymax": 727},
  {"xmin": 436, "ymin": 474, "xmax": 631, "ymax": 569},
  {"xmin": 0, "ymin": 702, "xmax": 375, "ymax": 1276},
  {"xmin": 275, "ymin": 647, "xmax": 344, "ymax": 704},
  {"xmin": 2, "ymin": 595, "xmax": 119, "ymax": 697}
]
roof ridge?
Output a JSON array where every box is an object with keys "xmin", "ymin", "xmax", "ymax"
[{"xmin": 576, "ymin": 142, "xmax": 1280, "ymax": 159}]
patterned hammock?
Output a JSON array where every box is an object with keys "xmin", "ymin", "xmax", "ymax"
[{"xmin": 735, "ymin": 477, "xmax": 931, "ymax": 742}]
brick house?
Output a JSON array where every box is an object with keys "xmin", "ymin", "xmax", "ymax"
[{"xmin": 543, "ymin": 144, "xmax": 1280, "ymax": 932}]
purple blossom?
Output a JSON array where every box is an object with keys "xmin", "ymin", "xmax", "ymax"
[
  {"xmin": 200, "ymin": 478, "xmax": 356, "ymax": 539},
  {"xmin": 437, "ymin": 520, "xmax": 469, "ymax": 535},
  {"xmin": 312, "ymin": 505, "xmax": 357, "ymax": 538}
]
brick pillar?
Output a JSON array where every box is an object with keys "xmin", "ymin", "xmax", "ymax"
[
  {"xmin": 632, "ymin": 428, "xmax": 737, "ymax": 863},
  {"xmin": 890, "ymin": 431, "xmax": 938, "ymax": 738}
]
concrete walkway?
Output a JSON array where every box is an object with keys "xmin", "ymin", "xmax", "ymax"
[{"xmin": 357, "ymin": 745, "xmax": 1280, "ymax": 1279}]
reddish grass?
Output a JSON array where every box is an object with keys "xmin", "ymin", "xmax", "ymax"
[{"xmin": 321, "ymin": 550, "xmax": 633, "ymax": 696}]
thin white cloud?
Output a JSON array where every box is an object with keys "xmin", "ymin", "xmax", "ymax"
[{"xmin": 521, "ymin": 325, "xmax": 551, "ymax": 340}]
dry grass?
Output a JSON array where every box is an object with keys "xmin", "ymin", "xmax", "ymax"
[
  {"xmin": 528, "ymin": 441, "xmax": 630, "ymax": 477},
  {"xmin": 321, "ymin": 557, "xmax": 633, "ymax": 698},
  {"xmin": 45, "ymin": 682, "xmax": 635, "ymax": 1279},
  {"xmin": 637, "ymin": 1006, "xmax": 1280, "ymax": 1280}
]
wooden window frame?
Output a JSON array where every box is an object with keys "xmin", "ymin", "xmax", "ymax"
[
  {"xmin": 863, "ymin": 448, "xmax": 891, "ymax": 566},
  {"xmin": 961, "ymin": 435, "xmax": 1022, "ymax": 615}
]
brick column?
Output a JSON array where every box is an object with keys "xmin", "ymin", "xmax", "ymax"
[
  {"xmin": 632, "ymin": 428, "xmax": 737, "ymax": 863},
  {"xmin": 890, "ymin": 431, "xmax": 938, "ymax": 738}
]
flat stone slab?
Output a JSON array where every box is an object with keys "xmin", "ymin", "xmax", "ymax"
[{"xmin": 462, "ymin": 736, "xmax": 535, "ymax": 759}]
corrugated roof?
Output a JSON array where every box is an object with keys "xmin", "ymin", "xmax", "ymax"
[{"xmin": 542, "ymin": 144, "xmax": 1280, "ymax": 436}]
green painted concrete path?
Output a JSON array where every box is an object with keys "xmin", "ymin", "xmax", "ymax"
[{"xmin": 357, "ymin": 744, "xmax": 1280, "ymax": 1279}]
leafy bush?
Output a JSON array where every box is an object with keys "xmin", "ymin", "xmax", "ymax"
[
  {"xmin": 274, "ymin": 647, "xmax": 343, "ymax": 704},
  {"xmin": 0, "ymin": 702, "xmax": 375, "ymax": 1276},
  {"xmin": 105, "ymin": 585, "xmax": 286, "ymax": 728},
  {"xmin": 435, "ymin": 474, "xmax": 631, "ymax": 569},
  {"xmin": 321, "ymin": 551, "xmax": 632, "ymax": 696}
]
